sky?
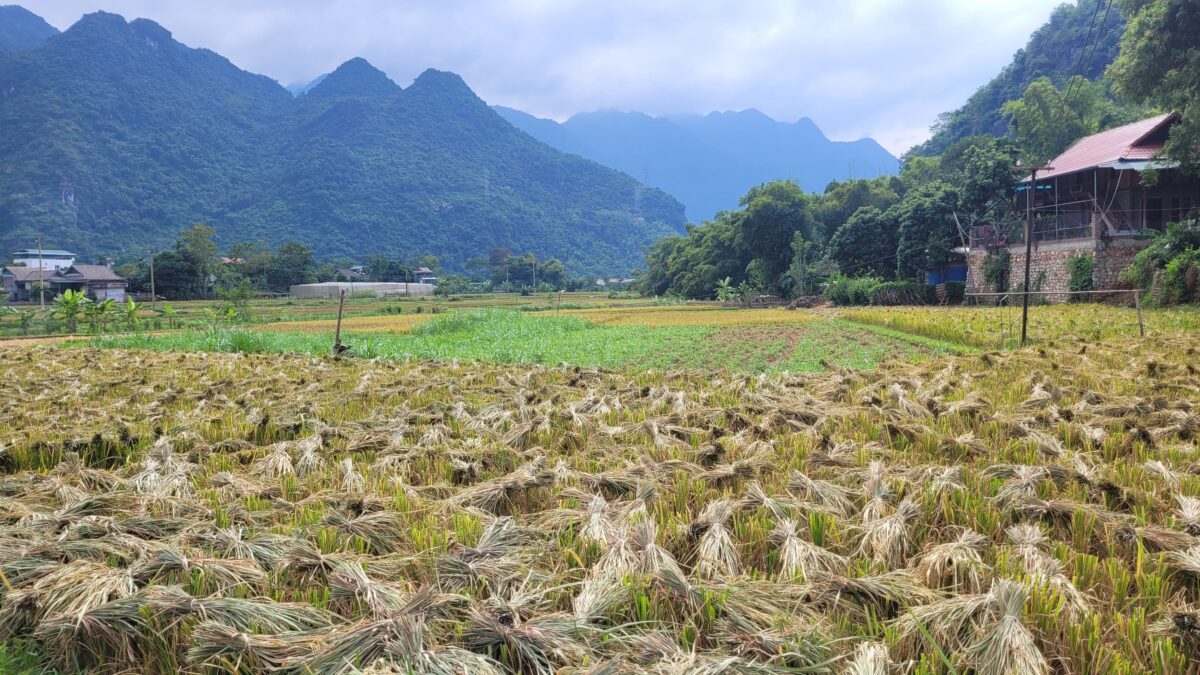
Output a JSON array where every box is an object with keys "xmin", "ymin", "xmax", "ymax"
[{"xmin": 22, "ymin": 0, "xmax": 1066, "ymax": 155}]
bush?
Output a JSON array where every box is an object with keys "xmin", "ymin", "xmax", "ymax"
[
  {"xmin": 982, "ymin": 250, "xmax": 1010, "ymax": 292},
  {"xmin": 868, "ymin": 281, "xmax": 934, "ymax": 306},
  {"xmin": 1122, "ymin": 218, "xmax": 1200, "ymax": 306},
  {"xmin": 1067, "ymin": 254, "xmax": 1094, "ymax": 301},
  {"xmin": 825, "ymin": 275, "xmax": 881, "ymax": 306},
  {"xmin": 943, "ymin": 281, "xmax": 965, "ymax": 304}
]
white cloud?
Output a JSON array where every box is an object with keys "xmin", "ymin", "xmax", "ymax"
[{"xmin": 21, "ymin": 0, "xmax": 1064, "ymax": 154}]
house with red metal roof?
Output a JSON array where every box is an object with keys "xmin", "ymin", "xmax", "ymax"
[{"xmin": 966, "ymin": 113, "xmax": 1199, "ymax": 298}]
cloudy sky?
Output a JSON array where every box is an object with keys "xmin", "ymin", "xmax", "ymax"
[{"xmin": 23, "ymin": 0, "xmax": 1064, "ymax": 154}]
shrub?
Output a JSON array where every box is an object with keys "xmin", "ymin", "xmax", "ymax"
[
  {"xmin": 1067, "ymin": 254, "xmax": 1094, "ymax": 301},
  {"xmin": 1122, "ymin": 218, "xmax": 1200, "ymax": 306},
  {"xmin": 982, "ymin": 250, "xmax": 1010, "ymax": 293},
  {"xmin": 943, "ymin": 281, "xmax": 965, "ymax": 304},
  {"xmin": 825, "ymin": 275, "xmax": 881, "ymax": 306},
  {"xmin": 868, "ymin": 281, "xmax": 934, "ymax": 306}
]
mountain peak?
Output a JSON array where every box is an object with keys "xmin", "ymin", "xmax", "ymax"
[
  {"xmin": 408, "ymin": 68, "xmax": 476, "ymax": 97},
  {"xmin": 304, "ymin": 57, "xmax": 398, "ymax": 98},
  {"xmin": 0, "ymin": 5, "xmax": 59, "ymax": 51}
]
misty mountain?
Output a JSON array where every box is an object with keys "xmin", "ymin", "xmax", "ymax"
[
  {"xmin": 0, "ymin": 9, "xmax": 684, "ymax": 275},
  {"xmin": 495, "ymin": 106, "xmax": 898, "ymax": 222}
]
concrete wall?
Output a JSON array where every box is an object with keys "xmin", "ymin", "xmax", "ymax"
[{"xmin": 966, "ymin": 236, "xmax": 1149, "ymax": 301}]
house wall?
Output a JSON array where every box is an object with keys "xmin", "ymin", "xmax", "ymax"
[
  {"xmin": 12, "ymin": 256, "xmax": 73, "ymax": 271},
  {"xmin": 91, "ymin": 286, "xmax": 126, "ymax": 302}
]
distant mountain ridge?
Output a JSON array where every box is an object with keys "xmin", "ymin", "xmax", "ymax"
[
  {"xmin": 0, "ymin": 8, "xmax": 685, "ymax": 275},
  {"xmin": 0, "ymin": 4, "xmax": 57, "ymax": 52},
  {"xmin": 495, "ymin": 106, "xmax": 898, "ymax": 222}
]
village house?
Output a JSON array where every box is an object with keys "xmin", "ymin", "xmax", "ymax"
[
  {"xmin": 966, "ymin": 113, "xmax": 1199, "ymax": 299},
  {"xmin": 3, "ymin": 248, "xmax": 129, "ymax": 303},
  {"xmin": 413, "ymin": 267, "xmax": 438, "ymax": 284}
]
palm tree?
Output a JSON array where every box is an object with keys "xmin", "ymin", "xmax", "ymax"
[{"xmin": 52, "ymin": 289, "xmax": 90, "ymax": 333}]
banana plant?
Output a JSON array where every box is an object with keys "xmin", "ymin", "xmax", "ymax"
[
  {"xmin": 122, "ymin": 298, "xmax": 142, "ymax": 331},
  {"xmin": 52, "ymin": 289, "xmax": 90, "ymax": 333}
]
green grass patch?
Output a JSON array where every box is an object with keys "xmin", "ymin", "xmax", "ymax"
[{"xmin": 88, "ymin": 309, "xmax": 969, "ymax": 373}]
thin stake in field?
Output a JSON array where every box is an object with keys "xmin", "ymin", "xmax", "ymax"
[{"xmin": 332, "ymin": 289, "xmax": 348, "ymax": 357}]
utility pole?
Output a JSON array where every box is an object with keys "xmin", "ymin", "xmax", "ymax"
[
  {"xmin": 148, "ymin": 249, "xmax": 156, "ymax": 309},
  {"xmin": 1020, "ymin": 165, "xmax": 1053, "ymax": 346},
  {"xmin": 36, "ymin": 238, "xmax": 45, "ymax": 309}
]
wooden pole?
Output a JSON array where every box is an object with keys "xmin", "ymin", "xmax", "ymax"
[
  {"xmin": 332, "ymin": 289, "xmax": 346, "ymax": 357},
  {"xmin": 37, "ymin": 238, "xmax": 44, "ymax": 309},
  {"xmin": 148, "ymin": 249, "xmax": 156, "ymax": 309},
  {"xmin": 1134, "ymin": 289, "xmax": 1145, "ymax": 337},
  {"xmin": 1019, "ymin": 164, "xmax": 1053, "ymax": 346}
]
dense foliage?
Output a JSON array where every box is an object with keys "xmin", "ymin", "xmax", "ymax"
[
  {"xmin": 912, "ymin": 0, "xmax": 1126, "ymax": 156},
  {"xmin": 0, "ymin": 12, "xmax": 685, "ymax": 277}
]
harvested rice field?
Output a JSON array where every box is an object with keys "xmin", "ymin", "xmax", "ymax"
[{"xmin": 2, "ymin": 327, "xmax": 1200, "ymax": 674}]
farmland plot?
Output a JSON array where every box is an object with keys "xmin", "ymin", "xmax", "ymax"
[{"xmin": 0, "ymin": 334, "xmax": 1199, "ymax": 673}]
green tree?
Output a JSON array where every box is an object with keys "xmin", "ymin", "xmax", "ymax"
[
  {"xmin": 735, "ymin": 181, "xmax": 818, "ymax": 292},
  {"xmin": 1110, "ymin": 0, "xmax": 1200, "ymax": 172},
  {"xmin": 266, "ymin": 241, "xmax": 315, "ymax": 292},
  {"xmin": 895, "ymin": 182, "xmax": 961, "ymax": 280},
  {"xmin": 830, "ymin": 206, "xmax": 900, "ymax": 279}
]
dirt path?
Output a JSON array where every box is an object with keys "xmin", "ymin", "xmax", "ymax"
[{"xmin": 0, "ymin": 335, "xmax": 80, "ymax": 347}]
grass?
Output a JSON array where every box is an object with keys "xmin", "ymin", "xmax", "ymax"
[
  {"xmin": 2, "ymin": 324, "xmax": 1200, "ymax": 673},
  {"xmin": 89, "ymin": 308, "xmax": 965, "ymax": 373}
]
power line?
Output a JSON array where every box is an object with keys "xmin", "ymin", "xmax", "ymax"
[{"xmin": 1059, "ymin": 0, "xmax": 1106, "ymax": 115}]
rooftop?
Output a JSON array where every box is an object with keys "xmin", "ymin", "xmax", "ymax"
[
  {"xmin": 12, "ymin": 249, "xmax": 76, "ymax": 257},
  {"xmin": 1032, "ymin": 113, "xmax": 1176, "ymax": 181}
]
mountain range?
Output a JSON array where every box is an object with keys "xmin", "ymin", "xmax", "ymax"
[
  {"xmin": 0, "ymin": 9, "xmax": 684, "ymax": 274},
  {"xmin": 496, "ymin": 107, "xmax": 898, "ymax": 223}
]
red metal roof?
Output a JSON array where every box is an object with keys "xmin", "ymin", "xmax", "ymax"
[{"xmin": 1035, "ymin": 113, "xmax": 1175, "ymax": 180}]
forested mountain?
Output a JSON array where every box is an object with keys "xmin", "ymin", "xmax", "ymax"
[
  {"xmin": 0, "ymin": 5, "xmax": 56, "ymax": 52},
  {"xmin": 0, "ymin": 10, "xmax": 684, "ymax": 274},
  {"xmin": 911, "ymin": 0, "xmax": 1125, "ymax": 156},
  {"xmin": 496, "ymin": 107, "xmax": 898, "ymax": 222}
]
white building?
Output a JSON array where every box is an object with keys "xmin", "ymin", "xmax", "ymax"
[{"xmin": 11, "ymin": 248, "xmax": 76, "ymax": 271}]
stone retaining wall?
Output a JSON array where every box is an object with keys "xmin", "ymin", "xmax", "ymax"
[{"xmin": 965, "ymin": 237, "xmax": 1149, "ymax": 302}]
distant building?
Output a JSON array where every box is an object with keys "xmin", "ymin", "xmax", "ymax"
[
  {"xmin": 11, "ymin": 248, "xmax": 76, "ymax": 271},
  {"xmin": 413, "ymin": 267, "xmax": 438, "ymax": 284},
  {"xmin": 336, "ymin": 266, "xmax": 367, "ymax": 280}
]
